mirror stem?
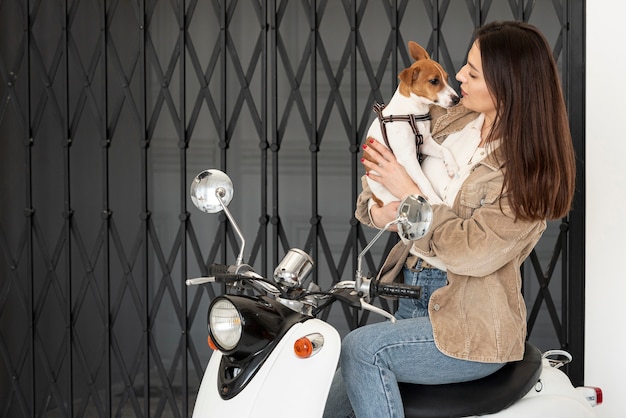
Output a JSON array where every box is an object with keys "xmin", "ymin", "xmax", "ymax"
[
  {"xmin": 355, "ymin": 218, "xmax": 403, "ymax": 294},
  {"xmin": 216, "ymin": 187, "xmax": 246, "ymax": 266}
]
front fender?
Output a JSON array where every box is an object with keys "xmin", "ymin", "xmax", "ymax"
[{"xmin": 192, "ymin": 318, "xmax": 341, "ymax": 418}]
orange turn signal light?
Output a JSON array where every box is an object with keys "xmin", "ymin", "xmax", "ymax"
[
  {"xmin": 293, "ymin": 333, "xmax": 324, "ymax": 359},
  {"xmin": 294, "ymin": 336, "xmax": 314, "ymax": 358},
  {"xmin": 208, "ymin": 335, "xmax": 218, "ymax": 351}
]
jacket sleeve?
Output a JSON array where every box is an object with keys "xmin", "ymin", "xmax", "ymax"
[
  {"xmin": 355, "ymin": 175, "xmax": 379, "ymax": 229},
  {"xmin": 410, "ymin": 192, "xmax": 546, "ymax": 277}
]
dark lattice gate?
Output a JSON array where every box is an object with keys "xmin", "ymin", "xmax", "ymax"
[{"xmin": 0, "ymin": 1, "xmax": 585, "ymax": 417}]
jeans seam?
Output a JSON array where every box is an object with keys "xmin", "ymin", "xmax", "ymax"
[
  {"xmin": 374, "ymin": 354, "xmax": 405, "ymax": 418},
  {"xmin": 372, "ymin": 341, "xmax": 434, "ymax": 418}
]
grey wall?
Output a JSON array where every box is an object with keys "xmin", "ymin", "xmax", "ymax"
[{"xmin": 0, "ymin": 1, "xmax": 584, "ymax": 417}]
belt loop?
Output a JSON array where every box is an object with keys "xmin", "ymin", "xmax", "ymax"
[
  {"xmin": 407, "ymin": 257, "xmax": 436, "ymax": 272},
  {"xmin": 405, "ymin": 255, "xmax": 425, "ymax": 272},
  {"xmin": 405, "ymin": 254, "xmax": 418, "ymax": 269}
]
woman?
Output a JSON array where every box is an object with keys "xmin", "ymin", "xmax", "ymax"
[{"xmin": 323, "ymin": 21, "xmax": 576, "ymax": 418}]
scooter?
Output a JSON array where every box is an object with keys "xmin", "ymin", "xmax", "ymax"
[{"xmin": 186, "ymin": 169, "xmax": 603, "ymax": 418}]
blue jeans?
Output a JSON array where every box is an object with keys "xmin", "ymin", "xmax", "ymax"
[
  {"xmin": 323, "ymin": 265, "xmax": 505, "ymax": 418},
  {"xmin": 394, "ymin": 259, "xmax": 447, "ymax": 320}
]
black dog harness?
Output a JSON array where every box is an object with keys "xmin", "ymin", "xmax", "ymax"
[{"xmin": 373, "ymin": 102, "xmax": 431, "ymax": 161}]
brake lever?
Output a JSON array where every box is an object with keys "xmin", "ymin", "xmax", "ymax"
[
  {"xmin": 329, "ymin": 284, "xmax": 397, "ymax": 322},
  {"xmin": 360, "ymin": 299, "xmax": 397, "ymax": 323}
]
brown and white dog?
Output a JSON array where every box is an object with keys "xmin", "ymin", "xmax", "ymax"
[{"xmin": 365, "ymin": 41, "xmax": 460, "ymax": 207}]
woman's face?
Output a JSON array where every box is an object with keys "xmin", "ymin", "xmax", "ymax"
[{"xmin": 456, "ymin": 41, "xmax": 497, "ymax": 123}]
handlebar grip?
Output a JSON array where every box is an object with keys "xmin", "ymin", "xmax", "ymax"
[
  {"xmin": 213, "ymin": 273, "xmax": 245, "ymax": 282},
  {"xmin": 371, "ymin": 280, "xmax": 422, "ymax": 299},
  {"xmin": 209, "ymin": 264, "xmax": 231, "ymax": 275},
  {"xmin": 206, "ymin": 264, "xmax": 246, "ymax": 282},
  {"xmin": 208, "ymin": 264, "xmax": 242, "ymax": 282}
]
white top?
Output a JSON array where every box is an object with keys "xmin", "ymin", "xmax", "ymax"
[{"xmin": 414, "ymin": 113, "xmax": 498, "ymax": 271}]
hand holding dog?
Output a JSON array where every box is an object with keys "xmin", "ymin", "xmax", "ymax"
[
  {"xmin": 362, "ymin": 138, "xmax": 424, "ymax": 228},
  {"xmin": 369, "ymin": 201, "xmax": 401, "ymax": 230},
  {"xmin": 362, "ymin": 138, "xmax": 423, "ymax": 201}
]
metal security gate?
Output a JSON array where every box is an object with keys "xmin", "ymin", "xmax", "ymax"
[{"xmin": 0, "ymin": 1, "xmax": 585, "ymax": 417}]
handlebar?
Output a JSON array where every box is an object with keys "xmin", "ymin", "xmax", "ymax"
[
  {"xmin": 186, "ymin": 264, "xmax": 423, "ymax": 324},
  {"xmin": 333, "ymin": 278, "xmax": 422, "ymax": 323},
  {"xmin": 185, "ymin": 264, "xmax": 241, "ymax": 286},
  {"xmin": 186, "ymin": 264, "xmax": 279, "ymax": 292},
  {"xmin": 370, "ymin": 279, "xmax": 422, "ymax": 299}
]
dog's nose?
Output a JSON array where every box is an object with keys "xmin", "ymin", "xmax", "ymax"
[{"xmin": 451, "ymin": 95, "xmax": 460, "ymax": 105}]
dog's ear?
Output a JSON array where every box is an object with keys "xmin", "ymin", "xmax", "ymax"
[
  {"xmin": 398, "ymin": 65, "xmax": 419, "ymax": 86},
  {"xmin": 408, "ymin": 41, "xmax": 430, "ymax": 61}
]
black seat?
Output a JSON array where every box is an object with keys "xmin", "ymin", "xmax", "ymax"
[{"xmin": 399, "ymin": 342, "xmax": 542, "ymax": 418}]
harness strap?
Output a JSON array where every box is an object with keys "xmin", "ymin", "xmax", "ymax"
[{"xmin": 372, "ymin": 102, "xmax": 431, "ymax": 161}]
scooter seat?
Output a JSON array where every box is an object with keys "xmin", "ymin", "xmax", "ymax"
[{"xmin": 399, "ymin": 342, "xmax": 543, "ymax": 417}]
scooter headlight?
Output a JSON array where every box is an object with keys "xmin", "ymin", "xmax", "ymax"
[
  {"xmin": 207, "ymin": 294, "xmax": 308, "ymax": 360},
  {"xmin": 209, "ymin": 298, "xmax": 242, "ymax": 350}
]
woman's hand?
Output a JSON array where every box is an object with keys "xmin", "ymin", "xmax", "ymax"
[
  {"xmin": 370, "ymin": 201, "xmax": 401, "ymax": 231},
  {"xmin": 361, "ymin": 138, "xmax": 422, "ymax": 201}
]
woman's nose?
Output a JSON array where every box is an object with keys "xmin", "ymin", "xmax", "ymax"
[{"xmin": 456, "ymin": 67, "xmax": 466, "ymax": 83}]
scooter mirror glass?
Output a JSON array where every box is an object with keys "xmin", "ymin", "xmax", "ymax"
[
  {"xmin": 397, "ymin": 194, "xmax": 433, "ymax": 241},
  {"xmin": 190, "ymin": 169, "xmax": 234, "ymax": 213}
]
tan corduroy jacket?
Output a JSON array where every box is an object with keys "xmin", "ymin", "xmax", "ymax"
[{"xmin": 355, "ymin": 104, "xmax": 546, "ymax": 363}]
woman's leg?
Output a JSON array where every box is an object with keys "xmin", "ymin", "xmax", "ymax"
[
  {"xmin": 322, "ymin": 369, "xmax": 355, "ymax": 418},
  {"xmin": 323, "ymin": 266, "xmax": 502, "ymax": 418},
  {"xmin": 339, "ymin": 317, "xmax": 504, "ymax": 418}
]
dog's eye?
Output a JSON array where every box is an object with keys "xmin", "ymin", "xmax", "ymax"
[{"xmin": 429, "ymin": 79, "xmax": 440, "ymax": 85}]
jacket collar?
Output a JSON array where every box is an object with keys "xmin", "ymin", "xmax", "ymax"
[
  {"xmin": 480, "ymin": 144, "xmax": 506, "ymax": 170},
  {"xmin": 429, "ymin": 103, "xmax": 506, "ymax": 171},
  {"xmin": 430, "ymin": 103, "xmax": 480, "ymax": 143}
]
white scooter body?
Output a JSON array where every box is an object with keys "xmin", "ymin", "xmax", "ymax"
[
  {"xmin": 192, "ymin": 321, "xmax": 600, "ymax": 418},
  {"xmin": 192, "ymin": 318, "xmax": 341, "ymax": 418},
  {"xmin": 485, "ymin": 359, "xmax": 599, "ymax": 417}
]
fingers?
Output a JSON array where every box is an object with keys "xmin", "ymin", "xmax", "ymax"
[
  {"xmin": 362, "ymin": 138, "xmax": 393, "ymax": 166},
  {"xmin": 360, "ymin": 139, "xmax": 422, "ymax": 199},
  {"xmin": 362, "ymin": 137, "xmax": 381, "ymax": 159},
  {"xmin": 361, "ymin": 153, "xmax": 382, "ymax": 175}
]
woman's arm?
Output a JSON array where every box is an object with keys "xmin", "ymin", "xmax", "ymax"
[
  {"xmin": 354, "ymin": 175, "xmax": 400, "ymax": 229},
  {"xmin": 410, "ymin": 187, "xmax": 546, "ymax": 277},
  {"xmin": 356, "ymin": 139, "xmax": 423, "ymax": 230}
]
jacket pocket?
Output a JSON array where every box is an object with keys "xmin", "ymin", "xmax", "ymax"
[{"xmin": 458, "ymin": 183, "xmax": 502, "ymax": 217}]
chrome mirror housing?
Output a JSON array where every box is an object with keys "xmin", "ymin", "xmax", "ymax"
[
  {"xmin": 190, "ymin": 169, "xmax": 246, "ymax": 266},
  {"xmin": 397, "ymin": 194, "xmax": 433, "ymax": 242},
  {"xmin": 190, "ymin": 169, "xmax": 234, "ymax": 214}
]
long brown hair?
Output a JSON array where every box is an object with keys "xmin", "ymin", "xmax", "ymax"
[{"xmin": 476, "ymin": 21, "xmax": 576, "ymax": 221}]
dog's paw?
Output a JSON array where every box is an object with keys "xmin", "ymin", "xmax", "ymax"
[{"xmin": 443, "ymin": 161, "xmax": 460, "ymax": 178}]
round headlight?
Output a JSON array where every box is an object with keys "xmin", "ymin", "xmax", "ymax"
[{"xmin": 209, "ymin": 298, "xmax": 242, "ymax": 350}]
